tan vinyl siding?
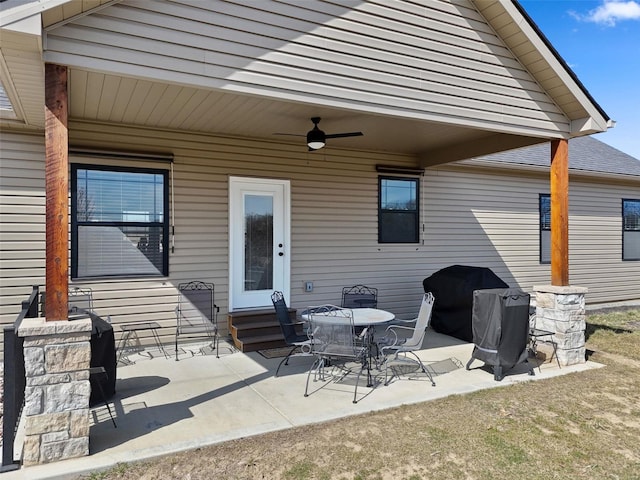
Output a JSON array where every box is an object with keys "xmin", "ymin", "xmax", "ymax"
[
  {"xmin": 2, "ymin": 122, "xmax": 638, "ymax": 351},
  {"xmin": 435, "ymin": 163, "xmax": 640, "ymax": 304},
  {"xmin": 423, "ymin": 166, "xmax": 548, "ymax": 289},
  {"xmin": 0, "ymin": 131, "xmax": 46, "ymax": 324},
  {"xmin": 68, "ymin": 121, "xmax": 639, "ymax": 337},
  {"xmin": 44, "ymin": 0, "xmax": 568, "ymax": 137},
  {"xmin": 66, "ymin": 121, "xmax": 429, "ymax": 346},
  {"xmin": 568, "ymin": 178, "xmax": 639, "ymax": 303}
]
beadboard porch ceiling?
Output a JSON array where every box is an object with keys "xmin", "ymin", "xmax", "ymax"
[{"xmin": 67, "ymin": 68, "xmax": 504, "ymax": 161}]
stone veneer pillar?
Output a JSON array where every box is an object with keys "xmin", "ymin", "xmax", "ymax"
[
  {"xmin": 533, "ymin": 285, "xmax": 588, "ymax": 366},
  {"xmin": 17, "ymin": 316, "xmax": 92, "ymax": 465}
]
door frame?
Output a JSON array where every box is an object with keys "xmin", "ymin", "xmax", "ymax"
[{"xmin": 228, "ymin": 176, "xmax": 291, "ymax": 311}]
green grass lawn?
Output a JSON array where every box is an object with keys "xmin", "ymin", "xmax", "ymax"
[{"xmin": 587, "ymin": 308, "xmax": 640, "ymax": 361}]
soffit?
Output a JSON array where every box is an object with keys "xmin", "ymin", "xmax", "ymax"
[{"xmin": 0, "ymin": 0, "xmax": 116, "ymax": 128}]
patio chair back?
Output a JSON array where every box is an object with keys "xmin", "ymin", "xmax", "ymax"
[
  {"xmin": 271, "ymin": 291, "xmax": 299, "ymax": 344},
  {"xmin": 271, "ymin": 291, "xmax": 313, "ymax": 376},
  {"xmin": 308, "ymin": 305, "xmax": 362, "ymax": 359},
  {"xmin": 175, "ymin": 281, "xmax": 219, "ymax": 360},
  {"xmin": 304, "ymin": 305, "xmax": 371, "ymax": 403},
  {"xmin": 403, "ymin": 292, "xmax": 435, "ymax": 349},
  {"xmin": 341, "ymin": 285, "xmax": 378, "ymax": 309},
  {"xmin": 378, "ymin": 292, "xmax": 436, "ymax": 386},
  {"xmin": 68, "ymin": 286, "xmax": 94, "ymax": 313}
]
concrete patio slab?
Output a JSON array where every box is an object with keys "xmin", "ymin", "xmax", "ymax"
[{"xmin": 4, "ymin": 330, "xmax": 602, "ymax": 480}]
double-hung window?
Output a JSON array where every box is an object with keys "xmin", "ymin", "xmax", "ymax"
[
  {"xmin": 623, "ymin": 199, "xmax": 640, "ymax": 261},
  {"xmin": 539, "ymin": 194, "xmax": 551, "ymax": 264},
  {"xmin": 378, "ymin": 176, "xmax": 419, "ymax": 243},
  {"xmin": 71, "ymin": 164, "xmax": 169, "ymax": 278}
]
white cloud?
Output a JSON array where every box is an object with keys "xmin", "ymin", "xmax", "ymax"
[{"xmin": 580, "ymin": 1, "xmax": 640, "ymax": 26}]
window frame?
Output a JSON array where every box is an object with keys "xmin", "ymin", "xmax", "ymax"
[
  {"xmin": 622, "ymin": 198, "xmax": 640, "ymax": 261},
  {"xmin": 539, "ymin": 194, "xmax": 551, "ymax": 264},
  {"xmin": 378, "ymin": 175, "xmax": 420, "ymax": 244},
  {"xmin": 71, "ymin": 163, "xmax": 170, "ymax": 279}
]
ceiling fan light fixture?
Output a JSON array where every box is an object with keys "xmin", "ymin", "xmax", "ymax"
[{"xmin": 306, "ymin": 125, "xmax": 325, "ymax": 150}]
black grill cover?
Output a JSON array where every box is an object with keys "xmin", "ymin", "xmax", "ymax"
[
  {"xmin": 469, "ymin": 288, "xmax": 530, "ymax": 371},
  {"xmin": 422, "ymin": 265, "xmax": 508, "ymax": 342},
  {"xmin": 87, "ymin": 312, "xmax": 117, "ymax": 406}
]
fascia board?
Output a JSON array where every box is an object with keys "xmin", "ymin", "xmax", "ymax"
[{"xmin": 0, "ymin": 0, "xmax": 69, "ymax": 28}]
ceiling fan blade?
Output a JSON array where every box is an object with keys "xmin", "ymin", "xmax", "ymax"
[{"xmin": 325, "ymin": 132, "xmax": 364, "ymax": 139}]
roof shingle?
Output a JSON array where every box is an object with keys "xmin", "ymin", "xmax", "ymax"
[{"xmin": 469, "ymin": 136, "xmax": 640, "ymax": 177}]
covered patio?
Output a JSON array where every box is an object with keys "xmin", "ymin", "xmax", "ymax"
[
  {"xmin": 6, "ymin": 332, "xmax": 600, "ymax": 480},
  {"xmin": 1, "ymin": 0, "xmax": 614, "ymax": 469}
]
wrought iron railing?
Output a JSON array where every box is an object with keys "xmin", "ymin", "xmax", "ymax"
[{"xmin": 2, "ymin": 285, "xmax": 39, "ymax": 471}]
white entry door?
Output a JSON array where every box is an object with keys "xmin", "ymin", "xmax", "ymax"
[{"xmin": 229, "ymin": 177, "xmax": 290, "ymax": 310}]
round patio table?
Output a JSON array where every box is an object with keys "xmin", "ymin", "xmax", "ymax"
[{"xmin": 301, "ymin": 307, "xmax": 394, "ymax": 326}]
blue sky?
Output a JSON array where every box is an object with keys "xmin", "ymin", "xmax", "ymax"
[{"xmin": 519, "ymin": 0, "xmax": 640, "ymax": 160}]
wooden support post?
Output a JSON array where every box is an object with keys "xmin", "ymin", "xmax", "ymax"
[
  {"xmin": 550, "ymin": 139, "xmax": 569, "ymax": 286},
  {"xmin": 44, "ymin": 64, "xmax": 69, "ymax": 321}
]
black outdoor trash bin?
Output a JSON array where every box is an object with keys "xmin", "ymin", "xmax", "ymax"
[{"xmin": 465, "ymin": 288, "xmax": 534, "ymax": 381}]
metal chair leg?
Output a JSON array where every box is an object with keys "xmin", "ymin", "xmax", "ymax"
[{"xmin": 89, "ymin": 367, "xmax": 117, "ymax": 428}]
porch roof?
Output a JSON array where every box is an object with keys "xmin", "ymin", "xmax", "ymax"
[
  {"xmin": 0, "ymin": 0, "xmax": 611, "ymax": 165},
  {"xmin": 460, "ymin": 136, "xmax": 640, "ymax": 179}
]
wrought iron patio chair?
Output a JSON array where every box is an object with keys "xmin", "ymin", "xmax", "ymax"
[
  {"xmin": 175, "ymin": 281, "xmax": 219, "ymax": 360},
  {"xmin": 341, "ymin": 284, "xmax": 378, "ymax": 309},
  {"xmin": 68, "ymin": 286, "xmax": 94, "ymax": 315},
  {"xmin": 528, "ymin": 313, "xmax": 560, "ymax": 370},
  {"xmin": 304, "ymin": 305, "xmax": 371, "ymax": 403},
  {"xmin": 271, "ymin": 291, "xmax": 313, "ymax": 376},
  {"xmin": 377, "ymin": 292, "xmax": 436, "ymax": 386}
]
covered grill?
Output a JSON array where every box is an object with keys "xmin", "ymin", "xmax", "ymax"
[
  {"xmin": 423, "ymin": 265, "xmax": 508, "ymax": 342},
  {"xmin": 465, "ymin": 288, "xmax": 534, "ymax": 381}
]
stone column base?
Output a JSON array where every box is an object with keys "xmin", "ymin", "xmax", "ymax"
[
  {"xmin": 533, "ymin": 285, "xmax": 588, "ymax": 366},
  {"xmin": 18, "ymin": 316, "xmax": 92, "ymax": 465}
]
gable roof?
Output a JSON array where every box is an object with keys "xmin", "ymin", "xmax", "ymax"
[
  {"xmin": 1, "ymin": 0, "xmax": 612, "ymax": 163},
  {"xmin": 465, "ymin": 136, "xmax": 640, "ymax": 178},
  {"xmin": 511, "ymin": 1, "xmax": 609, "ymax": 124}
]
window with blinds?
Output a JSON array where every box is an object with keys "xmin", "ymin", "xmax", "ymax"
[
  {"xmin": 540, "ymin": 194, "xmax": 551, "ymax": 264},
  {"xmin": 623, "ymin": 198, "xmax": 640, "ymax": 261},
  {"xmin": 378, "ymin": 176, "xmax": 419, "ymax": 243},
  {"xmin": 71, "ymin": 164, "xmax": 169, "ymax": 278}
]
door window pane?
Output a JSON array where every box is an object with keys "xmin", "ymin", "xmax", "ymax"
[{"xmin": 245, "ymin": 194, "xmax": 273, "ymax": 290}]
